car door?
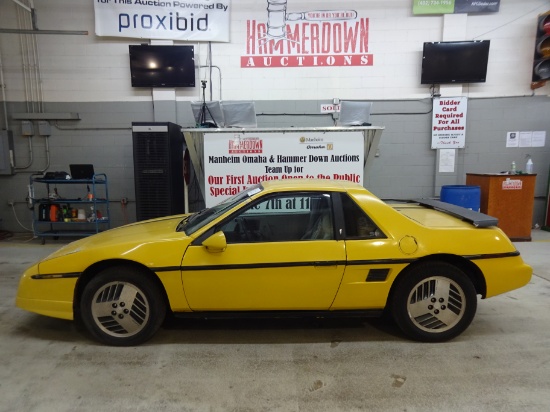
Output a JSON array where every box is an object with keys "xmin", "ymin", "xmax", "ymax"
[
  {"xmin": 180, "ymin": 192, "xmax": 346, "ymax": 311},
  {"xmin": 330, "ymin": 192, "xmax": 403, "ymax": 310}
]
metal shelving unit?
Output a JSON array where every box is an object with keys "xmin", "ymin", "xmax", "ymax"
[{"xmin": 30, "ymin": 174, "xmax": 110, "ymax": 244}]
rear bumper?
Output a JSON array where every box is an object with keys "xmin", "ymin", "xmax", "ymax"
[{"xmin": 476, "ymin": 256, "xmax": 532, "ymax": 298}]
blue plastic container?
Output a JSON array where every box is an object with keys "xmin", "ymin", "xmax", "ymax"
[{"xmin": 440, "ymin": 185, "xmax": 481, "ymax": 212}]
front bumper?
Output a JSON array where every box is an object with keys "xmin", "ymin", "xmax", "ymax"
[{"xmin": 16, "ymin": 263, "xmax": 76, "ymax": 320}]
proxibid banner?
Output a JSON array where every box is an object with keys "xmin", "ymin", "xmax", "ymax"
[{"xmin": 94, "ymin": 0, "xmax": 231, "ymax": 42}]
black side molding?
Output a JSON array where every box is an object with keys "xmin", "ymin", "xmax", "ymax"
[{"xmin": 173, "ymin": 309, "xmax": 384, "ymax": 320}]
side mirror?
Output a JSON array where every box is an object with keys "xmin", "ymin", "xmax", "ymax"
[{"xmin": 202, "ymin": 231, "xmax": 227, "ymax": 252}]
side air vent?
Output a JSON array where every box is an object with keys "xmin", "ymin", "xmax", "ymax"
[{"xmin": 366, "ymin": 268, "xmax": 390, "ymax": 282}]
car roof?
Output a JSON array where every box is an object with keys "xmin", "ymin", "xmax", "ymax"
[{"xmin": 260, "ymin": 178, "xmax": 365, "ymax": 192}]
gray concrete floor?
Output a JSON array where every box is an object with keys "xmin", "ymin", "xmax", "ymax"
[{"xmin": 1, "ymin": 231, "xmax": 550, "ymax": 412}]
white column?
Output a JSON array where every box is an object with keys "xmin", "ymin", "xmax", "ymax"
[{"xmin": 434, "ymin": 13, "xmax": 468, "ymax": 196}]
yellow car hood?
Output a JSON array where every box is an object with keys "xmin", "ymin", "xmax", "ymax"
[{"xmin": 40, "ymin": 215, "xmax": 192, "ymax": 270}]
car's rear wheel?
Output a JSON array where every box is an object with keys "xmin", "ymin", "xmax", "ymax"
[
  {"xmin": 80, "ymin": 266, "xmax": 166, "ymax": 346},
  {"xmin": 391, "ymin": 262, "xmax": 477, "ymax": 342}
]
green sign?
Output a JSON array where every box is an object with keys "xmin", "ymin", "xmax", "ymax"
[
  {"xmin": 413, "ymin": 0, "xmax": 500, "ymax": 15},
  {"xmin": 413, "ymin": 0, "xmax": 455, "ymax": 15}
]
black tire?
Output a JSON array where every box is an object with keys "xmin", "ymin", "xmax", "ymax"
[
  {"xmin": 391, "ymin": 262, "xmax": 477, "ymax": 342},
  {"xmin": 80, "ymin": 266, "xmax": 166, "ymax": 346}
]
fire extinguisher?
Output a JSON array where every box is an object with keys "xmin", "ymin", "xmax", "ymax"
[{"xmin": 49, "ymin": 204, "xmax": 60, "ymax": 222}]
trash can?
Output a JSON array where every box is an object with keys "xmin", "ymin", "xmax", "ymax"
[{"xmin": 440, "ymin": 185, "xmax": 481, "ymax": 212}]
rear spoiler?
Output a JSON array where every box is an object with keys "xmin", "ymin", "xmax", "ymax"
[{"xmin": 411, "ymin": 198, "xmax": 498, "ymax": 228}]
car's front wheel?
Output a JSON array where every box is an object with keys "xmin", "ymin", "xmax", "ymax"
[
  {"xmin": 80, "ymin": 266, "xmax": 166, "ymax": 346},
  {"xmin": 391, "ymin": 262, "xmax": 477, "ymax": 342}
]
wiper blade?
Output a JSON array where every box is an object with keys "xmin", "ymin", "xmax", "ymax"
[
  {"xmin": 186, "ymin": 208, "xmax": 206, "ymax": 224},
  {"xmin": 176, "ymin": 215, "xmax": 190, "ymax": 232}
]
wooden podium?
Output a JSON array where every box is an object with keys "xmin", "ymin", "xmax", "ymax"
[{"xmin": 466, "ymin": 174, "xmax": 536, "ymax": 241}]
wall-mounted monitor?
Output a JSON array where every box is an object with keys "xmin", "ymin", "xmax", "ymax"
[
  {"xmin": 129, "ymin": 45, "xmax": 196, "ymax": 88},
  {"xmin": 421, "ymin": 40, "xmax": 490, "ymax": 84}
]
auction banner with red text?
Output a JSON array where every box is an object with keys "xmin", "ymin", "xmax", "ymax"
[
  {"xmin": 241, "ymin": 1, "xmax": 371, "ymax": 68},
  {"xmin": 431, "ymin": 97, "xmax": 467, "ymax": 149},
  {"xmin": 203, "ymin": 131, "xmax": 364, "ymax": 206}
]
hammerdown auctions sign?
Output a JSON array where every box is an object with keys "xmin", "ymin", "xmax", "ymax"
[{"xmin": 94, "ymin": 0, "xmax": 231, "ymax": 42}]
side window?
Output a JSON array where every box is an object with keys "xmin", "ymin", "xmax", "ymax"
[
  {"xmin": 341, "ymin": 194, "xmax": 384, "ymax": 239},
  {"xmin": 218, "ymin": 193, "xmax": 334, "ymax": 243}
]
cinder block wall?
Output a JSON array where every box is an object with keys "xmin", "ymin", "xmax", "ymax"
[{"xmin": 1, "ymin": 97, "xmax": 549, "ymax": 234}]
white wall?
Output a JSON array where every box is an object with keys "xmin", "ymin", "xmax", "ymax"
[
  {"xmin": 1, "ymin": 1, "xmax": 550, "ymax": 233},
  {"xmin": 1, "ymin": 0, "xmax": 549, "ymax": 103}
]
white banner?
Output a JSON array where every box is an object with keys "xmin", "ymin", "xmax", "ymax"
[
  {"xmin": 204, "ymin": 131, "xmax": 364, "ymax": 207},
  {"xmin": 431, "ymin": 97, "xmax": 467, "ymax": 149},
  {"xmin": 94, "ymin": 0, "xmax": 231, "ymax": 42}
]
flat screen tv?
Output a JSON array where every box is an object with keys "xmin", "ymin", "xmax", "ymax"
[
  {"xmin": 421, "ymin": 40, "xmax": 490, "ymax": 85},
  {"xmin": 129, "ymin": 45, "xmax": 195, "ymax": 88}
]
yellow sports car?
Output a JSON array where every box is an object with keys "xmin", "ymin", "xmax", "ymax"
[{"xmin": 16, "ymin": 179, "xmax": 532, "ymax": 346}]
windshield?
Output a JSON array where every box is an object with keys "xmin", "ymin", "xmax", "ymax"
[{"xmin": 177, "ymin": 184, "xmax": 263, "ymax": 235}]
